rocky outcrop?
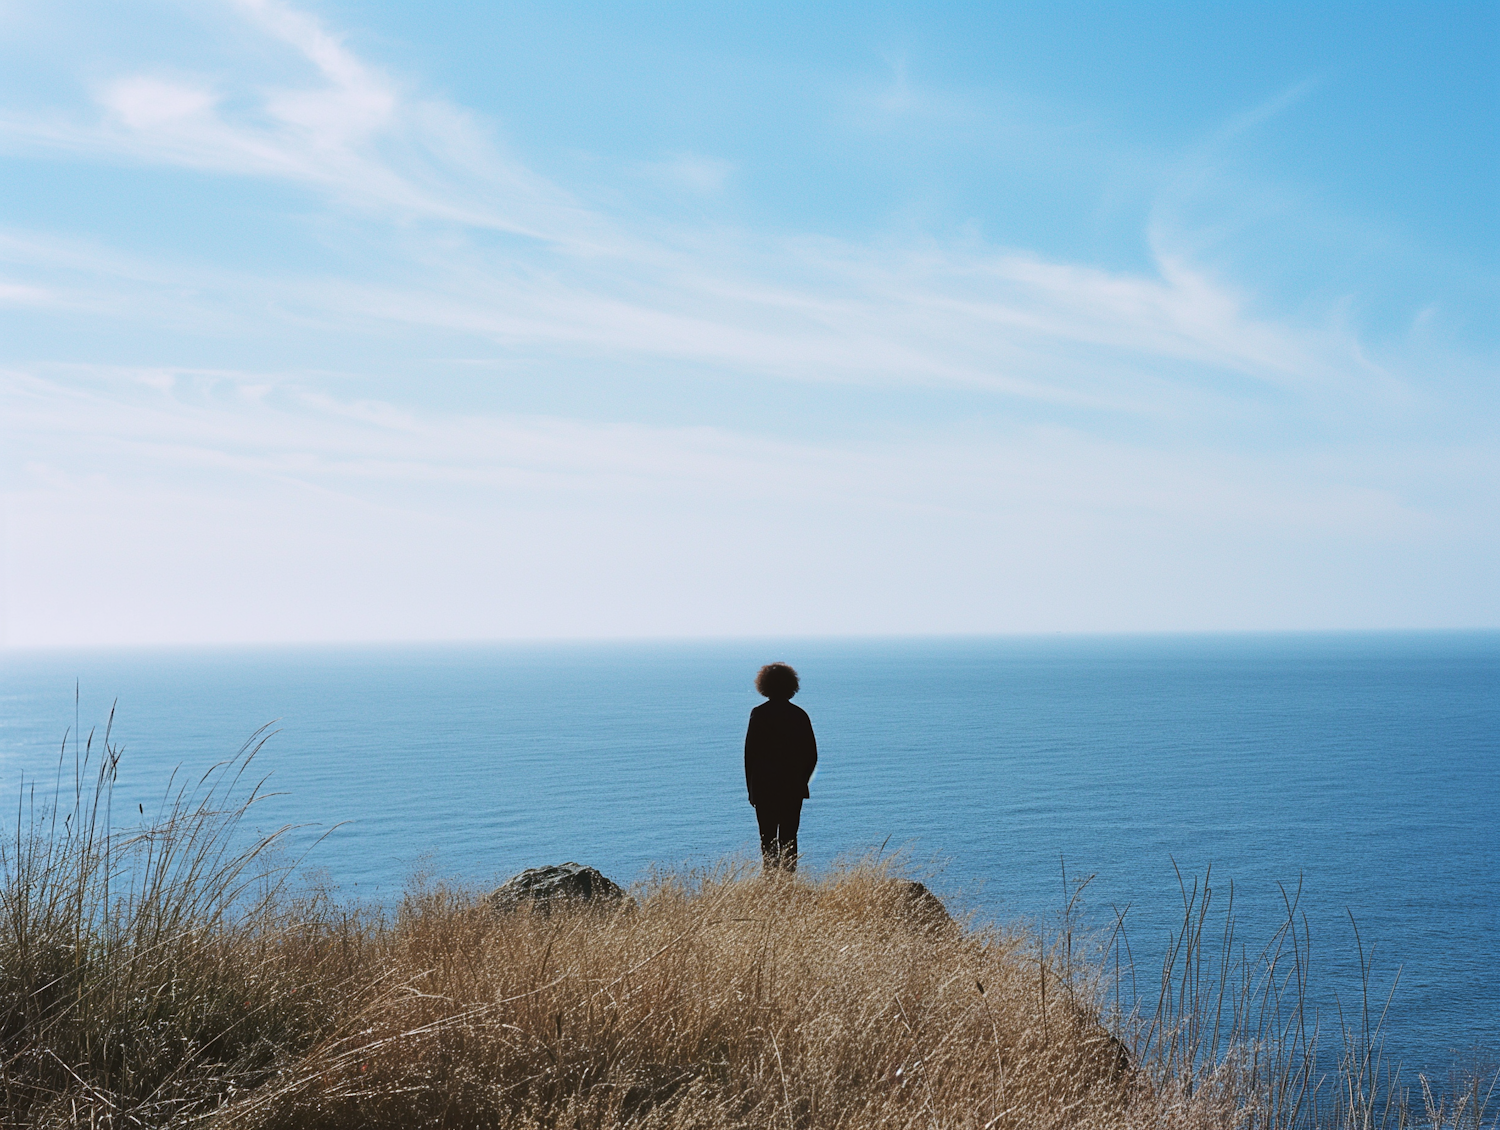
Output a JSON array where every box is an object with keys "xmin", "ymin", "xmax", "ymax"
[
  {"xmin": 491, "ymin": 862, "xmax": 626, "ymax": 914},
  {"xmin": 886, "ymin": 879, "xmax": 954, "ymax": 934}
]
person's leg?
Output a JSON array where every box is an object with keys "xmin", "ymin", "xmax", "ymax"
[
  {"xmin": 778, "ymin": 798, "xmax": 803, "ymax": 873},
  {"xmin": 755, "ymin": 803, "xmax": 781, "ymax": 872}
]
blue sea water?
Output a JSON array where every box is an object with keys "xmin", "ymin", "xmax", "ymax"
[{"xmin": 0, "ymin": 632, "xmax": 1496, "ymax": 1085}]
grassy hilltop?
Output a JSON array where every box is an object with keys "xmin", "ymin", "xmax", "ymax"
[{"xmin": 0, "ymin": 732, "xmax": 1492, "ymax": 1129}]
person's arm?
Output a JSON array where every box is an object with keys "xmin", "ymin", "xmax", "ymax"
[
  {"xmin": 802, "ymin": 713, "xmax": 818, "ymax": 791},
  {"xmin": 744, "ymin": 713, "xmax": 759, "ymax": 806}
]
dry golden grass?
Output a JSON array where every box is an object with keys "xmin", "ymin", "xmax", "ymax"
[
  {"xmin": 3, "ymin": 726, "xmax": 1494, "ymax": 1129},
  {"xmin": 216, "ymin": 862, "xmax": 1185, "ymax": 1130}
]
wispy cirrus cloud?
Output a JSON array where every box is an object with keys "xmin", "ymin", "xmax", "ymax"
[
  {"xmin": 7, "ymin": 358, "xmax": 1473, "ymax": 540},
  {"xmin": 0, "ymin": 0, "xmax": 1395, "ymax": 419},
  {"xmin": 2, "ymin": 0, "xmax": 598, "ymax": 246},
  {"xmin": 0, "ymin": 215, "xmax": 1377, "ymax": 425}
]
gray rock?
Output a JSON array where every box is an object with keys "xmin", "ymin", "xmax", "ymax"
[
  {"xmin": 892, "ymin": 879, "xmax": 953, "ymax": 932},
  {"xmin": 491, "ymin": 862, "xmax": 626, "ymax": 913}
]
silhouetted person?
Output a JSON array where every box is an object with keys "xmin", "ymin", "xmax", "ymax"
[{"xmin": 744, "ymin": 662, "xmax": 817, "ymax": 874}]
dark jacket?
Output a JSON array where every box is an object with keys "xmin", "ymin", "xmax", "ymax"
[{"xmin": 744, "ymin": 699, "xmax": 817, "ymax": 806}]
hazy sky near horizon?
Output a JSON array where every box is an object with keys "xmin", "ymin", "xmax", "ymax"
[{"xmin": 1, "ymin": 1, "xmax": 1496, "ymax": 646}]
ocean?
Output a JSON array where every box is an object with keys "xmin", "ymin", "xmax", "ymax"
[{"xmin": 1, "ymin": 632, "xmax": 1495, "ymax": 1084}]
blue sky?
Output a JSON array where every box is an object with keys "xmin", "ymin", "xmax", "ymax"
[{"xmin": 1, "ymin": 0, "xmax": 1495, "ymax": 646}]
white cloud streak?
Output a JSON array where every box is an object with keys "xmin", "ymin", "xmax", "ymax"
[
  {"xmin": 0, "ymin": 0, "xmax": 1387, "ymax": 411},
  {"xmin": 0, "ymin": 364, "xmax": 1411, "ymax": 523}
]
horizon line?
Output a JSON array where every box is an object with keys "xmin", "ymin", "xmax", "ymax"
[{"xmin": 4, "ymin": 625, "xmax": 1498, "ymax": 656}]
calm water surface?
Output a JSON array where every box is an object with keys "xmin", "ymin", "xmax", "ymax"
[{"xmin": 1, "ymin": 633, "xmax": 1495, "ymax": 1082}]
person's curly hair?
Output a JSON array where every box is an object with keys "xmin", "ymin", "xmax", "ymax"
[{"xmin": 755, "ymin": 663, "xmax": 800, "ymax": 700}]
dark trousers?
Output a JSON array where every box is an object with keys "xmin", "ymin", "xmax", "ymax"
[{"xmin": 755, "ymin": 798, "xmax": 803, "ymax": 873}]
